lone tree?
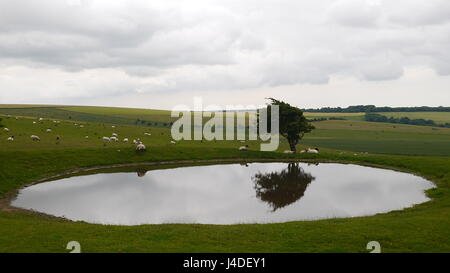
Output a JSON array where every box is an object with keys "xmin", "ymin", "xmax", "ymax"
[{"xmin": 266, "ymin": 98, "xmax": 315, "ymax": 153}]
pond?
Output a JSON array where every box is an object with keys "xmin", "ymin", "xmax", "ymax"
[{"xmin": 11, "ymin": 162, "xmax": 435, "ymax": 225}]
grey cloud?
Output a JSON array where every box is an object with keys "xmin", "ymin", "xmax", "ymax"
[
  {"xmin": 386, "ymin": 0, "xmax": 450, "ymax": 26},
  {"xmin": 327, "ymin": 0, "xmax": 381, "ymax": 28},
  {"xmin": 0, "ymin": 0, "xmax": 449, "ymax": 104}
]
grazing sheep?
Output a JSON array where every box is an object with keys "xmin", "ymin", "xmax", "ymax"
[
  {"xmin": 170, "ymin": 141, "xmax": 176, "ymax": 145},
  {"xmin": 112, "ymin": 133, "xmax": 118, "ymax": 137},
  {"xmin": 7, "ymin": 136, "xmax": 14, "ymax": 141},
  {"xmin": 111, "ymin": 125, "xmax": 116, "ymax": 128},
  {"xmin": 102, "ymin": 137, "xmax": 111, "ymax": 142},
  {"xmin": 31, "ymin": 135, "xmax": 41, "ymax": 141},
  {"xmin": 136, "ymin": 143, "xmax": 146, "ymax": 152},
  {"xmin": 133, "ymin": 139, "xmax": 138, "ymax": 144},
  {"xmin": 305, "ymin": 148, "xmax": 319, "ymax": 154},
  {"xmin": 79, "ymin": 125, "xmax": 84, "ymax": 128},
  {"xmin": 38, "ymin": 118, "xmax": 43, "ymax": 121},
  {"xmin": 299, "ymin": 148, "xmax": 319, "ymax": 154},
  {"xmin": 283, "ymin": 150, "xmax": 294, "ymax": 154},
  {"xmin": 32, "ymin": 121, "xmax": 37, "ymax": 124},
  {"xmin": 239, "ymin": 145, "xmax": 249, "ymax": 151},
  {"xmin": 46, "ymin": 128, "xmax": 52, "ymax": 133},
  {"xmin": 144, "ymin": 132, "xmax": 151, "ymax": 136},
  {"xmin": 85, "ymin": 136, "xmax": 89, "ymax": 139},
  {"xmin": 3, "ymin": 128, "xmax": 9, "ymax": 132},
  {"xmin": 110, "ymin": 136, "xmax": 119, "ymax": 142},
  {"xmin": 123, "ymin": 138, "xmax": 129, "ymax": 142}
]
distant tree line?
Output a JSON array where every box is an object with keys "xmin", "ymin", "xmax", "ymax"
[
  {"xmin": 304, "ymin": 105, "xmax": 450, "ymax": 113},
  {"xmin": 365, "ymin": 113, "xmax": 450, "ymax": 128},
  {"xmin": 308, "ymin": 117, "xmax": 346, "ymax": 122}
]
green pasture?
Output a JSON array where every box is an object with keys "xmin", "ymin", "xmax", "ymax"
[{"xmin": 0, "ymin": 105, "xmax": 449, "ymax": 252}]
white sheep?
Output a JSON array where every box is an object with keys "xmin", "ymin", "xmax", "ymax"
[
  {"xmin": 31, "ymin": 135, "xmax": 41, "ymax": 141},
  {"xmin": 102, "ymin": 137, "xmax": 111, "ymax": 142},
  {"xmin": 38, "ymin": 118, "xmax": 43, "ymax": 121},
  {"xmin": 3, "ymin": 128, "xmax": 9, "ymax": 132},
  {"xmin": 136, "ymin": 143, "xmax": 146, "ymax": 152},
  {"xmin": 46, "ymin": 128, "xmax": 52, "ymax": 133},
  {"xmin": 123, "ymin": 138, "xmax": 129, "ymax": 142},
  {"xmin": 170, "ymin": 140, "xmax": 176, "ymax": 145},
  {"xmin": 304, "ymin": 148, "xmax": 319, "ymax": 154},
  {"xmin": 239, "ymin": 145, "xmax": 249, "ymax": 151},
  {"xmin": 133, "ymin": 139, "xmax": 138, "ymax": 144},
  {"xmin": 283, "ymin": 150, "xmax": 294, "ymax": 154},
  {"xmin": 111, "ymin": 125, "xmax": 116, "ymax": 128},
  {"xmin": 7, "ymin": 136, "xmax": 14, "ymax": 141},
  {"xmin": 85, "ymin": 136, "xmax": 89, "ymax": 139},
  {"xmin": 144, "ymin": 132, "xmax": 151, "ymax": 136},
  {"xmin": 32, "ymin": 121, "xmax": 37, "ymax": 124},
  {"xmin": 79, "ymin": 125, "xmax": 84, "ymax": 128},
  {"xmin": 110, "ymin": 136, "xmax": 119, "ymax": 142},
  {"xmin": 112, "ymin": 133, "xmax": 118, "ymax": 137}
]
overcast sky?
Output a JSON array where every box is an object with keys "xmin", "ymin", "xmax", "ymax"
[{"xmin": 0, "ymin": 0, "xmax": 449, "ymax": 109}]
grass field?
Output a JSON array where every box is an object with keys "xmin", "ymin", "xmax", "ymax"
[
  {"xmin": 380, "ymin": 112, "xmax": 450, "ymax": 124},
  {"xmin": 0, "ymin": 105, "xmax": 449, "ymax": 252}
]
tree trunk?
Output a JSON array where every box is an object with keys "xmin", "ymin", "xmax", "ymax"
[{"xmin": 289, "ymin": 140, "xmax": 297, "ymax": 153}]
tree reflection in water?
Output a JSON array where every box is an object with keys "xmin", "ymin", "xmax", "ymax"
[
  {"xmin": 252, "ymin": 163, "xmax": 315, "ymax": 211},
  {"xmin": 136, "ymin": 169, "xmax": 147, "ymax": 177}
]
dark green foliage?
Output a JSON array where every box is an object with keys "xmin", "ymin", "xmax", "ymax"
[
  {"xmin": 267, "ymin": 98, "xmax": 315, "ymax": 152},
  {"xmin": 305, "ymin": 105, "xmax": 450, "ymax": 113},
  {"xmin": 365, "ymin": 113, "xmax": 450, "ymax": 128}
]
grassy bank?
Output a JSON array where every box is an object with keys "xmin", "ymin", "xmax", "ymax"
[
  {"xmin": 0, "ymin": 106, "xmax": 449, "ymax": 252},
  {"xmin": 0, "ymin": 147, "xmax": 449, "ymax": 253}
]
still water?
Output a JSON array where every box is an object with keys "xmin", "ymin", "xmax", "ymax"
[{"xmin": 11, "ymin": 162, "xmax": 434, "ymax": 225}]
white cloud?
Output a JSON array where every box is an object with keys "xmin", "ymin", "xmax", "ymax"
[{"xmin": 0, "ymin": 0, "xmax": 449, "ymax": 107}]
